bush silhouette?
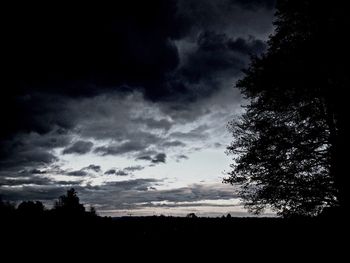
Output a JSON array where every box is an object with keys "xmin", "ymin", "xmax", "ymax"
[
  {"xmin": 17, "ymin": 201, "xmax": 45, "ymax": 216},
  {"xmin": 53, "ymin": 188, "xmax": 86, "ymax": 216}
]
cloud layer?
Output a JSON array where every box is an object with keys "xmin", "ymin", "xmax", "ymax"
[{"xmin": 0, "ymin": 0, "xmax": 275, "ymax": 216}]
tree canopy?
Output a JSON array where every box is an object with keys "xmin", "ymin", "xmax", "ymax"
[
  {"xmin": 225, "ymin": 0, "xmax": 348, "ymax": 216},
  {"xmin": 54, "ymin": 188, "xmax": 86, "ymax": 215}
]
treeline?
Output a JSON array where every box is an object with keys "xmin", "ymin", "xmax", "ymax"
[{"xmin": 0, "ymin": 188, "xmax": 105, "ymax": 223}]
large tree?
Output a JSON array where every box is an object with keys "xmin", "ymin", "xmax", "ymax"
[{"xmin": 225, "ymin": 0, "xmax": 348, "ymax": 216}]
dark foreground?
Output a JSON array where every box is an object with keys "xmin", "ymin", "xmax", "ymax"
[
  {"xmin": 1, "ymin": 213, "xmax": 347, "ymax": 253},
  {"xmin": 1, "ymin": 215, "xmax": 347, "ymax": 262}
]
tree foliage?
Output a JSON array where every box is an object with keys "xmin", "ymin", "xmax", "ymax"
[
  {"xmin": 225, "ymin": 0, "xmax": 347, "ymax": 216},
  {"xmin": 54, "ymin": 188, "xmax": 86, "ymax": 215}
]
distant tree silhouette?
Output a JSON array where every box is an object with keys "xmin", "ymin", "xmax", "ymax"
[
  {"xmin": 0, "ymin": 196, "xmax": 16, "ymax": 216},
  {"xmin": 54, "ymin": 188, "xmax": 85, "ymax": 215},
  {"xmin": 17, "ymin": 201, "xmax": 45, "ymax": 216},
  {"xmin": 225, "ymin": 0, "xmax": 347, "ymax": 216},
  {"xmin": 89, "ymin": 206, "xmax": 97, "ymax": 217},
  {"xmin": 186, "ymin": 213, "xmax": 197, "ymax": 218}
]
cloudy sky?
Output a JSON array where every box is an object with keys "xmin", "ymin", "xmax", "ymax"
[{"xmin": 1, "ymin": 0, "xmax": 275, "ymax": 217}]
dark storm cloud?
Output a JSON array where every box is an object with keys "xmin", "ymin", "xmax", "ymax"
[
  {"xmin": 1, "ymin": 0, "xmax": 275, "ymax": 204},
  {"xmin": 0, "ymin": 176, "xmax": 52, "ymax": 187},
  {"xmin": 233, "ymin": 0, "xmax": 276, "ymax": 10},
  {"xmin": 0, "ymin": 146, "xmax": 58, "ymax": 171},
  {"xmin": 62, "ymin": 141, "xmax": 93, "ymax": 155},
  {"xmin": 0, "ymin": 185, "xmax": 66, "ymax": 201},
  {"xmin": 169, "ymin": 32, "xmax": 266, "ymax": 101},
  {"xmin": 176, "ymin": 0, "xmax": 274, "ymax": 38},
  {"xmin": 1, "ymin": 0, "xmax": 273, "ymax": 142},
  {"xmin": 0, "ymin": 128, "xmax": 72, "ymax": 176},
  {"xmin": 2, "ymin": 1, "xmax": 187, "ymax": 143},
  {"xmin": 67, "ymin": 170, "xmax": 88, "ymax": 177}
]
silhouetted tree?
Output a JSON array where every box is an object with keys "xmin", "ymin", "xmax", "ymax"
[
  {"xmin": 17, "ymin": 201, "xmax": 45, "ymax": 216},
  {"xmin": 186, "ymin": 213, "xmax": 197, "ymax": 218},
  {"xmin": 0, "ymin": 196, "xmax": 16, "ymax": 217},
  {"xmin": 225, "ymin": 0, "xmax": 347, "ymax": 216},
  {"xmin": 54, "ymin": 188, "xmax": 85, "ymax": 215},
  {"xmin": 89, "ymin": 206, "xmax": 97, "ymax": 217}
]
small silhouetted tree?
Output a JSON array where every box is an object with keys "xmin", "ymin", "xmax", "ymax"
[
  {"xmin": 225, "ymin": 0, "xmax": 347, "ymax": 216},
  {"xmin": 0, "ymin": 196, "xmax": 16, "ymax": 216},
  {"xmin": 186, "ymin": 213, "xmax": 197, "ymax": 218},
  {"xmin": 89, "ymin": 206, "xmax": 97, "ymax": 217},
  {"xmin": 17, "ymin": 201, "xmax": 45, "ymax": 216},
  {"xmin": 54, "ymin": 188, "xmax": 85, "ymax": 215}
]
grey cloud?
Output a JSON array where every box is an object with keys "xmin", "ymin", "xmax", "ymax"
[
  {"xmin": 1, "ymin": 0, "xmax": 274, "ymax": 150},
  {"xmin": 67, "ymin": 170, "xmax": 88, "ymax": 176},
  {"xmin": 93, "ymin": 130, "xmax": 161, "ymax": 156},
  {"xmin": 54, "ymin": 180, "xmax": 84, "ymax": 186},
  {"xmin": 26, "ymin": 128, "xmax": 72, "ymax": 149},
  {"xmin": 94, "ymin": 179, "xmax": 161, "ymax": 192},
  {"xmin": 227, "ymin": 36, "xmax": 266, "ymax": 54},
  {"xmin": 83, "ymin": 164, "xmax": 101, "ymax": 173},
  {"xmin": 0, "ymin": 185, "xmax": 66, "ymax": 201},
  {"xmin": 170, "ymin": 125, "xmax": 209, "ymax": 140},
  {"xmin": 136, "ymin": 152, "xmax": 167, "ymax": 164},
  {"xmin": 151, "ymin": 153, "xmax": 167, "ymax": 164},
  {"xmin": 0, "ymin": 177, "xmax": 238, "ymax": 213},
  {"xmin": 30, "ymin": 169, "xmax": 47, "ymax": 174},
  {"xmin": 135, "ymin": 186, "xmax": 149, "ymax": 191},
  {"xmin": 173, "ymin": 33, "xmax": 266, "ymax": 98},
  {"xmin": 214, "ymin": 142, "xmax": 224, "ymax": 148},
  {"xmin": 94, "ymin": 141, "xmax": 147, "ymax": 156},
  {"xmin": 177, "ymin": 0, "xmax": 274, "ymax": 38},
  {"xmin": 104, "ymin": 169, "xmax": 130, "ymax": 176},
  {"xmin": 233, "ymin": 0, "xmax": 276, "ymax": 10},
  {"xmin": 133, "ymin": 117, "xmax": 173, "ymax": 131},
  {"xmin": 62, "ymin": 140, "xmax": 93, "ymax": 155},
  {"xmin": 0, "ymin": 128, "xmax": 71, "ymax": 181},
  {"xmin": 176, "ymin": 154, "xmax": 189, "ymax": 162},
  {"xmin": 124, "ymin": 165, "xmax": 145, "ymax": 172},
  {"xmin": 162, "ymin": 140, "xmax": 186, "ymax": 148},
  {"xmin": 79, "ymin": 182, "xmax": 237, "ymax": 210},
  {"xmin": 136, "ymin": 155, "xmax": 153, "ymax": 161},
  {"xmin": 0, "ymin": 1, "xmax": 274, "ymax": 213},
  {"xmin": 104, "ymin": 169, "xmax": 116, "ymax": 175},
  {"xmin": 0, "ymin": 176, "xmax": 52, "ymax": 187},
  {"xmin": 0, "ymin": 147, "xmax": 58, "ymax": 171},
  {"xmin": 115, "ymin": 170, "xmax": 128, "ymax": 176}
]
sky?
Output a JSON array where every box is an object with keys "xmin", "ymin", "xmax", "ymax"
[{"xmin": 1, "ymin": 0, "xmax": 276, "ymax": 217}]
